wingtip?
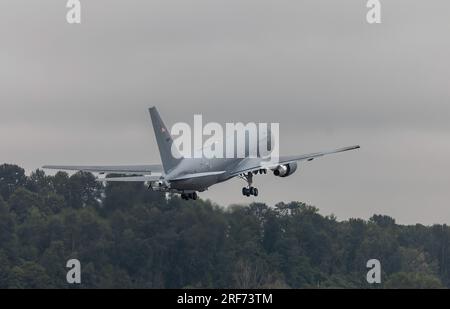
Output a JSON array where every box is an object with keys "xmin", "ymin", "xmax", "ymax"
[
  {"xmin": 339, "ymin": 145, "xmax": 360, "ymax": 153},
  {"xmin": 347, "ymin": 145, "xmax": 360, "ymax": 151}
]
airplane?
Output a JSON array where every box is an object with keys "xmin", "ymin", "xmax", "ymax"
[{"xmin": 43, "ymin": 107, "xmax": 360, "ymax": 200}]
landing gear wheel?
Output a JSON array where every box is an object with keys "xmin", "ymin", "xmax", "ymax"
[
  {"xmin": 242, "ymin": 187, "xmax": 250, "ymax": 197},
  {"xmin": 253, "ymin": 188, "xmax": 259, "ymax": 197},
  {"xmin": 192, "ymin": 192, "xmax": 198, "ymax": 200},
  {"xmin": 242, "ymin": 187, "xmax": 259, "ymax": 197}
]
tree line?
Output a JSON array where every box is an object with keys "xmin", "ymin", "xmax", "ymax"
[{"xmin": 0, "ymin": 163, "xmax": 449, "ymax": 288}]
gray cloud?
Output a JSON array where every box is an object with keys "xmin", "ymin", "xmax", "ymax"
[{"xmin": 1, "ymin": 0, "xmax": 449, "ymax": 224}]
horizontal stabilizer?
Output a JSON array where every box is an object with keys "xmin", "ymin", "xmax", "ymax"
[{"xmin": 42, "ymin": 164, "xmax": 163, "ymax": 175}]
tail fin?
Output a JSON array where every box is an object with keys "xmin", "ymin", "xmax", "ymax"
[{"xmin": 149, "ymin": 107, "xmax": 183, "ymax": 173}]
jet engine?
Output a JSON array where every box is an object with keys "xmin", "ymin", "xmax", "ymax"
[
  {"xmin": 149, "ymin": 180, "xmax": 170, "ymax": 192},
  {"xmin": 272, "ymin": 162, "xmax": 298, "ymax": 177}
]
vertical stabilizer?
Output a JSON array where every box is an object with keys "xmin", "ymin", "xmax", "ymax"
[{"xmin": 149, "ymin": 107, "xmax": 183, "ymax": 173}]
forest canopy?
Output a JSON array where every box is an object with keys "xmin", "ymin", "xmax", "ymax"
[{"xmin": 0, "ymin": 163, "xmax": 448, "ymax": 289}]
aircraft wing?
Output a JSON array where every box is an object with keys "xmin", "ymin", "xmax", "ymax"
[
  {"xmin": 97, "ymin": 175, "xmax": 163, "ymax": 182},
  {"xmin": 42, "ymin": 164, "xmax": 163, "ymax": 175},
  {"xmin": 229, "ymin": 145, "xmax": 360, "ymax": 177},
  {"xmin": 276, "ymin": 145, "xmax": 360, "ymax": 165}
]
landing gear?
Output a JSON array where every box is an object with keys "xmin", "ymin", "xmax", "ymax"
[
  {"xmin": 242, "ymin": 186, "xmax": 258, "ymax": 197},
  {"xmin": 181, "ymin": 192, "xmax": 198, "ymax": 200},
  {"xmin": 239, "ymin": 172, "xmax": 259, "ymax": 197}
]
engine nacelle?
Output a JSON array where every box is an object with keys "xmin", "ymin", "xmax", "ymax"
[
  {"xmin": 273, "ymin": 162, "xmax": 298, "ymax": 177},
  {"xmin": 149, "ymin": 180, "xmax": 170, "ymax": 192}
]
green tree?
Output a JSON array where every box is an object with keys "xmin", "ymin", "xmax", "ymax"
[
  {"xmin": 385, "ymin": 272, "xmax": 444, "ymax": 289},
  {"xmin": 8, "ymin": 262, "xmax": 52, "ymax": 288},
  {"xmin": 0, "ymin": 250, "xmax": 11, "ymax": 288},
  {"xmin": 2, "ymin": 163, "xmax": 450, "ymax": 289},
  {"xmin": 66, "ymin": 172, "xmax": 102, "ymax": 209},
  {"xmin": 8, "ymin": 188, "xmax": 43, "ymax": 223},
  {"xmin": 0, "ymin": 196, "xmax": 16, "ymax": 251},
  {"xmin": 27, "ymin": 169, "xmax": 54, "ymax": 194},
  {"xmin": 0, "ymin": 164, "xmax": 27, "ymax": 200}
]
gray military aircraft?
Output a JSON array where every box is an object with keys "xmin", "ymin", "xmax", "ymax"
[{"xmin": 44, "ymin": 107, "xmax": 360, "ymax": 200}]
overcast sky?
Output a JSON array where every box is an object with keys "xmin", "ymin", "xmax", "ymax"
[{"xmin": 1, "ymin": 0, "xmax": 449, "ymax": 224}]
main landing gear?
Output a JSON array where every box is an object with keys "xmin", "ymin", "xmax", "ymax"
[
  {"xmin": 239, "ymin": 171, "xmax": 262, "ymax": 197},
  {"xmin": 181, "ymin": 192, "xmax": 198, "ymax": 200},
  {"xmin": 242, "ymin": 186, "xmax": 258, "ymax": 197}
]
